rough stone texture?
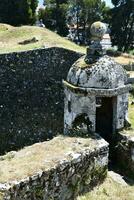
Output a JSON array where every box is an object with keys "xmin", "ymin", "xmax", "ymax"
[
  {"xmin": 116, "ymin": 131, "xmax": 134, "ymax": 179},
  {"xmin": 0, "ymin": 136, "xmax": 109, "ymax": 200},
  {"xmin": 85, "ymin": 22, "xmax": 107, "ymax": 64},
  {"xmin": 0, "ymin": 47, "xmax": 82, "ymax": 155},
  {"xmin": 90, "ymin": 22, "xmax": 107, "ymax": 38}
]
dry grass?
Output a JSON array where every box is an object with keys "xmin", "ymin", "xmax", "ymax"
[
  {"xmin": 0, "ymin": 193, "xmax": 4, "ymax": 200},
  {"xmin": 0, "ymin": 24, "xmax": 12, "ymax": 32},
  {"xmin": 121, "ymin": 95, "xmax": 134, "ymax": 136},
  {"xmin": 78, "ymin": 174, "xmax": 134, "ymax": 200},
  {"xmin": 0, "ymin": 136, "xmax": 97, "ymax": 183},
  {"xmin": 0, "ymin": 23, "xmax": 134, "ymax": 68},
  {"xmin": 128, "ymin": 71, "xmax": 134, "ymax": 78},
  {"xmin": 114, "ymin": 56, "xmax": 134, "ymax": 65},
  {"xmin": 0, "ymin": 24, "xmax": 85, "ymax": 54}
]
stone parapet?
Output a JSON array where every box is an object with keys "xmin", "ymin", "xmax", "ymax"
[{"xmin": 0, "ymin": 136, "xmax": 108, "ymax": 200}]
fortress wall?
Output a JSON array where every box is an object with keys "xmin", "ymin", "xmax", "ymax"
[{"xmin": 0, "ymin": 47, "xmax": 82, "ymax": 154}]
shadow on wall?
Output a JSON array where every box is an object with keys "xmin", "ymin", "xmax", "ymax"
[{"xmin": 0, "ymin": 47, "xmax": 82, "ymax": 155}]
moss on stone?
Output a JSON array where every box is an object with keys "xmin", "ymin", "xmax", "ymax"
[
  {"xmin": 73, "ymin": 57, "xmax": 92, "ymax": 69},
  {"xmin": 34, "ymin": 186, "xmax": 44, "ymax": 198}
]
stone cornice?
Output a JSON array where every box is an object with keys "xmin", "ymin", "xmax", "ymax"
[{"xmin": 63, "ymin": 80, "xmax": 132, "ymax": 96}]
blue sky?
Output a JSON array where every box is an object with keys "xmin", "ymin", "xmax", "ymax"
[
  {"xmin": 39, "ymin": 0, "xmax": 43, "ymax": 6},
  {"xmin": 39, "ymin": 0, "xmax": 113, "ymax": 7}
]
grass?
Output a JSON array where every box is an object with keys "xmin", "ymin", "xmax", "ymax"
[
  {"xmin": 128, "ymin": 49, "xmax": 134, "ymax": 56},
  {"xmin": 78, "ymin": 174, "xmax": 134, "ymax": 200},
  {"xmin": 0, "ymin": 23, "xmax": 133, "ymax": 67},
  {"xmin": 0, "ymin": 136, "xmax": 97, "ymax": 183},
  {"xmin": 0, "ymin": 24, "xmax": 86, "ymax": 54},
  {"xmin": 114, "ymin": 56, "xmax": 134, "ymax": 65},
  {"xmin": 127, "ymin": 71, "xmax": 134, "ymax": 78},
  {"xmin": 0, "ymin": 193, "xmax": 4, "ymax": 200},
  {"xmin": 120, "ymin": 93, "xmax": 134, "ymax": 136}
]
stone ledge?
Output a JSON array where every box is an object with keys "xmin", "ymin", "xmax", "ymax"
[
  {"xmin": 0, "ymin": 136, "xmax": 108, "ymax": 200},
  {"xmin": 63, "ymin": 80, "xmax": 132, "ymax": 96}
]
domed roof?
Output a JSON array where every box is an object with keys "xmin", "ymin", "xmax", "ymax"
[{"xmin": 67, "ymin": 55, "xmax": 128, "ymax": 89}]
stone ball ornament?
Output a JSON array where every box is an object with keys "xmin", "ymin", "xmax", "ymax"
[{"xmin": 90, "ymin": 21, "xmax": 107, "ymax": 39}]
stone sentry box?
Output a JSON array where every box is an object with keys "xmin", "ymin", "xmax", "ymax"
[{"xmin": 63, "ymin": 22, "xmax": 132, "ymax": 142}]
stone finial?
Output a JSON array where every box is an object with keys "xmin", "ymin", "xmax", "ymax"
[
  {"xmin": 90, "ymin": 21, "xmax": 107, "ymax": 40},
  {"xmin": 85, "ymin": 21, "xmax": 107, "ymax": 64}
]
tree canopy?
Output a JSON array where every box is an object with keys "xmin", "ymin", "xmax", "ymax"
[
  {"xmin": 39, "ymin": 0, "xmax": 68, "ymax": 36},
  {"xmin": 110, "ymin": 0, "xmax": 134, "ymax": 51},
  {"xmin": 39, "ymin": 0, "xmax": 109, "ymax": 38},
  {"xmin": 0, "ymin": 0, "xmax": 38, "ymax": 26},
  {"xmin": 67, "ymin": 0, "xmax": 109, "ymax": 42}
]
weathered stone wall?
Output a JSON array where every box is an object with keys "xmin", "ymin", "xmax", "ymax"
[
  {"xmin": 64, "ymin": 88, "xmax": 96, "ymax": 135},
  {"xmin": 0, "ymin": 136, "xmax": 108, "ymax": 200},
  {"xmin": 116, "ymin": 93, "xmax": 129, "ymax": 130},
  {"xmin": 116, "ymin": 132, "xmax": 134, "ymax": 179},
  {"xmin": 0, "ymin": 47, "xmax": 82, "ymax": 154}
]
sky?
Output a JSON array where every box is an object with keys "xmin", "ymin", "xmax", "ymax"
[
  {"xmin": 38, "ymin": 0, "xmax": 44, "ymax": 7},
  {"xmin": 105, "ymin": 0, "xmax": 113, "ymax": 7},
  {"xmin": 39, "ymin": 0, "xmax": 113, "ymax": 7}
]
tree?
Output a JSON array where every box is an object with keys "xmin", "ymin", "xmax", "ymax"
[
  {"xmin": 30, "ymin": 0, "xmax": 39, "ymax": 24},
  {"xmin": 67, "ymin": 0, "xmax": 109, "ymax": 42},
  {"xmin": 38, "ymin": 7, "xmax": 55, "ymax": 30},
  {"xmin": 41, "ymin": 0, "xmax": 69, "ymax": 36},
  {"xmin": 0, "ymin": 0, "xmax": 38, "ymax": 26},
  {"xmin": 110, "ymin": 0, "xmax": 134, "ymax": 52}
]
